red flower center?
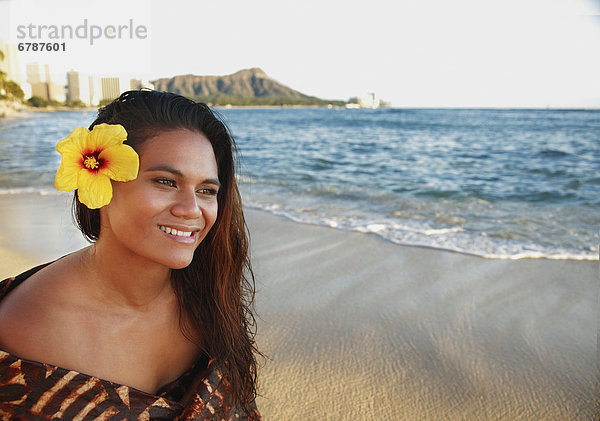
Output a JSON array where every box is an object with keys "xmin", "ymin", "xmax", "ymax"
[{"xmin": 82, "ymin": 152, "xmax": 103, "ymax": 171}]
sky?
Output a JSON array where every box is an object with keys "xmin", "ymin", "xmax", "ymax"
[{"xmin": 1, "ymin": 0, "xmax": 599, "ymax": 107}]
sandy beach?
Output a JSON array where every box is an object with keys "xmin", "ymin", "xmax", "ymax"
[{"xmin": 0, "ymin": 194, "xmax": 597, "ymax": 420}]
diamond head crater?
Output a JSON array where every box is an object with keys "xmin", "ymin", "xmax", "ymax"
[{"xmin": 151, "ymin": 68, "xmax": 345, "ymax": 107}]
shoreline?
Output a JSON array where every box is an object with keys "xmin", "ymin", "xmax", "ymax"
[
  {"xmin": 245, "ymin": 206, "xmax": 598, "ymax": 261},
  {"xmin": 0, "ymin": 194, "xmax": 597, "ymax": 420},
  {"xmin": 3, "ymin": 98, "xmax": 600, "ymax": 118},
  {"xmin": 0, "ymin": 189, "xmax": 595, "ymax": 263},
  {"xmin": 0, "ymin": 104, "xmax": 96, "ymax": 121}
]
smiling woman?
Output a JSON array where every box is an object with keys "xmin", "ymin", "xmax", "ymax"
[
  {"xmin": 102, "ymin": 130, "xmax": 220, "ymax": 270},
  {"xmin": 0, "ymin": 91, "xmax": 261, "ymax": 420}
]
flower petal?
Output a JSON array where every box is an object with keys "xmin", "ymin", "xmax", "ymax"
[
  {"xmin": 56, "ymin": 127, "xmax": 90, "ymax": 155},
  {"xmin": 99, "ymin": 144, "xmax": 140, "ymax": 182},
  {"xmin": 54, "ymin": 151, "xmax": 83, "ymax": 191},
  {"xmin": 88, "ymin": 123, "xmax": 128, "ymax": 151},
  {"xmin": 77, "ymin": 170, "xmax": 113, "ymax": 209},
  {"xmin": 54, "ymin": 123, "xmax": 135, "ymax": 207}
]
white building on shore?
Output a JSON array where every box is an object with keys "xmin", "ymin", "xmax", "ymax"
[{"xmin": 345, "ymin": 92, "xmax": 381, "ymax": 109}]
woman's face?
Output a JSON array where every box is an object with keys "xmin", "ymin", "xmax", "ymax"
[{"xmin": 99, "ymin": 129, "xmax": 220, "ymax": 269}]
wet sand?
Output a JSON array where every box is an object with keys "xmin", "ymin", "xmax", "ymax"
[{"xmin": 0, "ymin": 194, "xmax": 597, "ymax": 420}]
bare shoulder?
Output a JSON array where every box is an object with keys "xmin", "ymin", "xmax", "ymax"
[
  {"xmin": 0, "ymin": 251, "xmax": 201, "ymax": 393},
  {"xmin": 0, "ymin": 251, "xmax": 87, "ymax": 360}
]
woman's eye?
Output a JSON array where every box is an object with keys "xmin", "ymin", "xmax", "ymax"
[
  {"xmin": 197, "ymin": 188, "xmax": 218, "ymax": 196},
  {"xmin": 156, "ymin": 178, "xmax": 176, "ymax": 187}
]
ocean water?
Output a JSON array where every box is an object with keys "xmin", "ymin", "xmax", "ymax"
[{"xmin": 0, "ymin": 108, "xmax": 598, "ymax": 260}]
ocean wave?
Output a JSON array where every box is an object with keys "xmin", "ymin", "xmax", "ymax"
[
  {"xmin": 244, "ymin": 200, "xmax": 598, "ymax": 261},
  {"xmin": 538, "ymin": 149, "xmax": 571, "ymax": 158},
  {"xmin": 0, "ymin": 187, "xmax": 67, "ymax": 196}
]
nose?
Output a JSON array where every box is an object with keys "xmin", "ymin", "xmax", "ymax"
[{"xmin": 170, "ymin": 189, "xmax": 203, "ymax": 219}]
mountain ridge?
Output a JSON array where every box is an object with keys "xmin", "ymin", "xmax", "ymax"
[{"xmin": 151, "ymin": 68, "xmax": 342, "ymax": 106}]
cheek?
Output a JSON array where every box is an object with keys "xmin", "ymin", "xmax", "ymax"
[
  {"xmin": 113, "ymin": 180, "xmax": 166, "ymax": 212},
  {"xmin": 198, "ymin": 201, "xmax": 218, "ymax": 237},
  {"xmin": 103, "ymin": 184, "xmax": 157, "ymax": 229},
  {"xmin": 206, "ymin": 202, "xmax": 219, "ymax": 230}
]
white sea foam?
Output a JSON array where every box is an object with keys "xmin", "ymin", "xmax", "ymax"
[
  {"xmin": 0, "ymin": 187, "xmax": 66, "ymax": 196},
  {"xmin": 244, "ymin": 199, "xmax": 598, "ymax": 261}
]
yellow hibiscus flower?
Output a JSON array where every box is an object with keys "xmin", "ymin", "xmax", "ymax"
[{"xmin": 54, "ymin": 123, "xmax": 139, "ymax": 209}]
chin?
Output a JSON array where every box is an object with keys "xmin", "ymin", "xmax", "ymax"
[
  {"xmin": 157, "ymin": 253, "xmax": 195, "ymax": 270},
  {"xmin": 168, "ymin": 258, "xmax": 194, "ymax": 270}
]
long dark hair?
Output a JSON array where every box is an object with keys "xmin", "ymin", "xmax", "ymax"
[{"xmin": 74, "ymin": 90, "xmax": 259, "ymax": 413}]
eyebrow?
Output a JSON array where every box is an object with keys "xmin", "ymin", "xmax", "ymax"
[{"xmin": 146, "ymin": 165, "xmax": 221, "ymax": 187}]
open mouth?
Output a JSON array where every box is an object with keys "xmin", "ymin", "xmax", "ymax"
[{"xmin": 159, "ymin": 225, "xmax": 195, "ymax": 238}]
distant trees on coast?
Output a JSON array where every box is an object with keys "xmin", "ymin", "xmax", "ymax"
[{"xmin": 0, "ymin": 49, "xmax": 25, "ymax": 102}]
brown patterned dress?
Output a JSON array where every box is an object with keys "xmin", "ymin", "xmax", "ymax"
[{"xmin": 0, "ymin": 264, "xmax": 261, "ymax": 420}]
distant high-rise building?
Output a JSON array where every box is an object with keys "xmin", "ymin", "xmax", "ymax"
[
  {"xmin": 26, "ymin": 62, "xmax": 50, "ymax": 84},
  {"xmin": 25, "ymin": 62, "xmax": 65, "ymax": 102},
  {"xmin": 67, "ymin": 70, "xmax": 80, "ymax": 101},
  {"xmin": 67, "ymin": 70, "xmax": 91, "ymax": 105},
  {"xmin": 47, "ymin": 82, "xmax": 66, "ymax": 103},
  {"xmin": 100, "ymin": 77, "xmax": 121, "ymax": 102},
  {"xmin": 88, "ymin": 76, "xmax": 101, "ymax": 106},
  {"xmin": 30, "ymin": 83, "xmax": 49, "ymax": 100},
  {"xmin": 98, "ymin": 77, "xmax": 141, "ymax": 103},
  {"xmin": 27, "ymin": 62, "xmax": 50, "ymax": 101}
]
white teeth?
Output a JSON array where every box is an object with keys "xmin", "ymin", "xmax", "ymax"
[{"xmin": 160, "ymin": 226, "xmax": 192, "ymax": 237}]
